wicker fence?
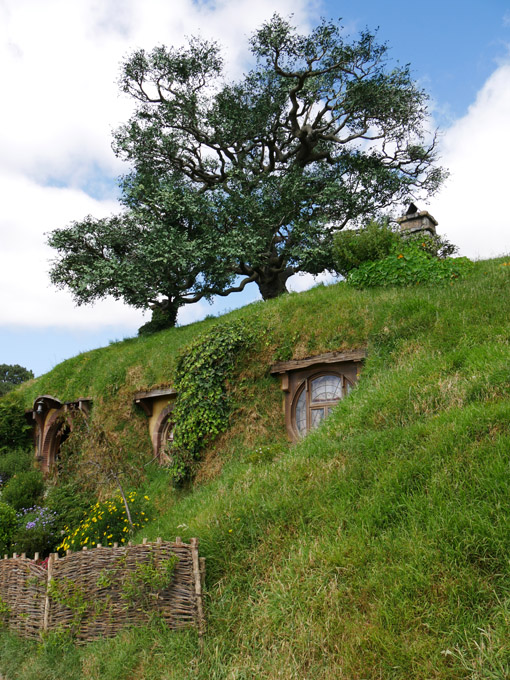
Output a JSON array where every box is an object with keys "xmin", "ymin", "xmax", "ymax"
[{"xmin": 0, "ymin": 538, "xmax": 205, "ymax": 643}]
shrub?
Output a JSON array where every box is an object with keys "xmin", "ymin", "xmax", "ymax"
[
  {"xmin": 347, "ymin": 245, "xmax": 473, "ymax": 288},
  {"xmin": 402, "ymin": 231, "xmax": 458, "ymax": 259},
  {"xmin": 333, "ymin": 220, "xmax": 460, "ymax": 277},
  {"xmin": 332, "ymin": 220, "xmax": 401, "ymax": 276},
  {"xmin": 1, "ymin": 470, "xmax": 44, "ymax": 511},
  {"xmin": 0, "ymin": 502, "xmax": 16, "ymax": 556},
  {"xmin": 10, "ymin": 506, "xmax": 59, "ymax": 558},
  {"xmin": 0, "ymin": 393, "xmax": 32, "ymax": 452},
  {"xmin": 57, "ymin": 491, "xmax": 152, "ymax": 552},
  {"xmin": 45, "ymin": 482, "xmax": 91, "ymax": 531},
  {"xmin": 0, "ymin": 448, "xmax": 32, "ymax": 488}
]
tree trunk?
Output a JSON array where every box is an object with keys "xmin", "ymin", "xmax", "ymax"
[
  {"xmin": 137, "ymin": 301, "xmax": 180, "ymax": 336},
  {"xmin": 256, "ymin": 269, "xmax": 292, "ymax": 300}
]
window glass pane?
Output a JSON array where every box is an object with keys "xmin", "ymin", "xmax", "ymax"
[
  {"xmin": 311, "ymin": 374, "xmax": 342, "ymax": 402},
  {"xmin": 295, "ymin": 388, "xmax": 307, "ymax": 436},
  {"xmin": 311, "ymin": 407, "xmax": 326, "ymax": 428}
]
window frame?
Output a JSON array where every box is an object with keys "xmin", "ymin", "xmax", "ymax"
[
  {"xmin": 270, "ymin": 350, "xmax": 365, "ymax": 442},
  {"xmin": 291, "ymin": 370, "xmax": 353, "ymax": 439}
]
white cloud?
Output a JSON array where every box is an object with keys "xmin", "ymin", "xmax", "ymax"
[
  {"xmin": 0, "ymin": 168, "xmax": 144, "ymax": 328},
  {"xmin": 0, "ymin": 0, "xmax": 318, "ymax": 330},
  {"xmin": 287, "ymin": 271, "xmax": 337, "ymax": 293},
  {"xmin": 426, "ymin": 63, "xmax": 510, "ymax": 259},
  {"xmin": 2, "ymin": 0, "xmax": 509, "ymax": 337}
]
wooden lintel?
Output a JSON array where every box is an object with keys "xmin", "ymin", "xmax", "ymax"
[
  {"xmin": 270, "ymin": 349, "xmax": 367, "ymax": 375},
  {"xmin": 134, "ymin": 387, "xmax": 177, "ymax": 401},
  {"xmin": 134, "ymin": 387, "xmax": 177, "ymax": 417}
]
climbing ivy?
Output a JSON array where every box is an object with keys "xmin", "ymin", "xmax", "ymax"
[
  {"xmin": 47, "ymin": 577, "xmax": 98, "ymax": 635},
  {"xmin": 169, "ymin": 320, "xmax": 255, "ymax": 482},
  {"xmin": 120, "ymin": 552, "xmax": 178, "ymax": 610}
]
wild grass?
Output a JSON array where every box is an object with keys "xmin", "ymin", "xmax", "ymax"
[{"xmin": 1, "ymin": 258, "xmax": 510, "ymax": 678}]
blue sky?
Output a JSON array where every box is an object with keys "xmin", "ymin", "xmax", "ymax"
[{"xmin": 1, "ymin": 0, "xmax": 509, "ymax": 377}]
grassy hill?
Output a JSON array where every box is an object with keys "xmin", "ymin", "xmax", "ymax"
[{"xmin": 1, "ymin": 258, "xmax": 510, "ymax": 679}]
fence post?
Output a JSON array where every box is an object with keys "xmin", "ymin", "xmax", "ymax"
[
  {"xmin": 190, "ymin": 537, "xmax": 205, "ymax": 639},
  {"xmin": 43, "ymin": 553, "xmax": 55, "ymax": 633}
]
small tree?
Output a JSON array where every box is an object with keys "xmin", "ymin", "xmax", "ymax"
[{"xmin": 49, "ymin": 15, "xmax": 446, "ymax": 331}]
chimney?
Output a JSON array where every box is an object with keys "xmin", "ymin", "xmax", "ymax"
[{"xmin": 396, "ymin": 204, "xmax": 438, "ymax": 236}]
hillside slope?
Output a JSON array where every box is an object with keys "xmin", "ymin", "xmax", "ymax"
[{"xmin": 1, "ymin": 258, "xmax": 510, "ymax": 679}]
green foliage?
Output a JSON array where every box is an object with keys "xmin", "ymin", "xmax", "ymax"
[
  {"xmin": 402, "ymin": 230, "xmax": 458, "ymax": 258},
  {"xmin": 47, "ymin": 578, "xmax": 96, "ymax": 635},
  {"xmin": 138, "ymin": 306, "xmax": 179, "ymax": 336},
  {"xmin": 0, "ymin": 447, "xmax": 32, "ymax": 487},
  {"xmin": 4, "ymin": 260, "xmax": 510, "ymax": 679},
  {"xmin": 1, "ymin": 470, "xmax": 44, "ymax": 511},
  {"xmin": 120, "ymin": 552, "xmax": 178, "ymax": 610},
  {"xmin": 347, "ymin": 244, "xmax": 473, "ymax": 288},
  {"xmin": 0, "ymin": 596, "xmax": 10, "ymax": 627},
  {"xmin": 333, "ymin": 220, "xmax": 460, "ymax": 277},
  {"xmin": 44, "ymin": 482, "xmax": 91, "ymax": 532},
  {"xmin": 11, "ymin": 506, "xmax": 60, "ymax": 558},
  {"xmin": 0, "ymin": 392, "xmax": 32, "ymax": 452},
  {"xmin": 0, "ymin": 364, "xmax": 34, "ymax": 398},
  {"xmin": 332, "ymin": 219, "xmax": 402, "ymax": 276},
  {"xmin": 48, "ymin": 15, "xmax": 445, "ymax": 321},
  {"xmin": 0, "ymin": 502, "xmax": 16, "ymax": 556},
  {"xmin": 170, "ymin": 320, "xmax": 255, "ymax": 482},
  {"xmin": 57, "ymin": 492, "xmax": 152, "ymax": 551}
]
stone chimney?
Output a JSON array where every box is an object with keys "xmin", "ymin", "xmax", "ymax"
[{"xmin": 396, "ymin": 203, "xmax": 438, "ymax": 236}]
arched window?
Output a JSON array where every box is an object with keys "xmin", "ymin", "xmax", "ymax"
[{"xmin": 292, "ymin": 372, "xmax": 353, "ymax": 438}]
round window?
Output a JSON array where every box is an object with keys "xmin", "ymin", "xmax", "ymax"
[{"xmin": 293, "ymin": 373, "xmax": 352, "ymax": 437}]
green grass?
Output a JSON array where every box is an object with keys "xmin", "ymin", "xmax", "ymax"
[{"xmin": 1, "ymin": 258, "xmax": 510, "ymax": 678}]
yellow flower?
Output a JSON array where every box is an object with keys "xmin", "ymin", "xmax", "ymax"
[
  {"xmin": 144, "ymin": 496, "xmax": 149, "ymax": 500},
  {"xmin": 121, "ymin": 538, "xmax": 125, "ymax": 543}
]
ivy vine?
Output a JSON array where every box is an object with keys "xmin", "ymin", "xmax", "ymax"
[
  {"xmin": 120, "ymin": 553, "xmax": 178, "ymax": 610},
  {"xmin": 169, "ymin": 319, "xmax": 255, "ymax": 482}
]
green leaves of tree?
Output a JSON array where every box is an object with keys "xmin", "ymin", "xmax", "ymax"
[
  {"xmin": 0, "ymin": 364, "xmax": 34, "ymax": 397},
  {"xmin": 48, "ymin": 14, "xmax": 447, "ymax": 324}
]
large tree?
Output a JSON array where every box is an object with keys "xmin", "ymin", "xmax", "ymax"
[{"xmin": 49, "ymin": 15, "xmax": 445, "ymax": 330}]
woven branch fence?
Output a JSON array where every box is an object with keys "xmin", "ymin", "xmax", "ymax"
[{"xmin": 0, "ymin": 538, "xmax": 205, "ymax": 643}]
